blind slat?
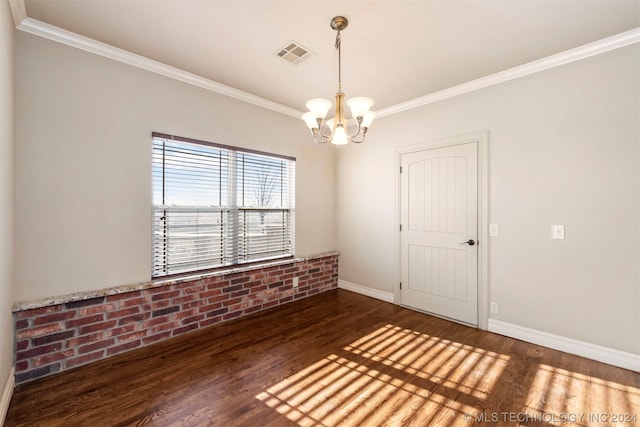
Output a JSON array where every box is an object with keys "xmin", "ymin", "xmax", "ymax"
[{"xmin": 152, "ymin": 136, "xmax": 295, "ymax": 277}]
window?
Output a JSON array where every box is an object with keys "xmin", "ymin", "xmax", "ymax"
[{"xmin": 152, "ymin": 133, "xmax": 295, "ymax": 277}]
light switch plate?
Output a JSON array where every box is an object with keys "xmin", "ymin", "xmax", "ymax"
[
  {"xmin": 489, "ymin": 224, "xmax": 500, "ymax": 237},
  {"xmin": 551, "ymin": 224, "xmax": 565, "ymax": 239}
]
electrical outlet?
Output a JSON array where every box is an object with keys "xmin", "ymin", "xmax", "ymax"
[
  {"xmin": 490, "ymin": 302, "xmax": 499, "ymax": 314},
  {"xmin": 293, "ymin": 277, "xmax": 299, "ymax": 288}
]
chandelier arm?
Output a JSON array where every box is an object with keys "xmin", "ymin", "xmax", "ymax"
[{"xmin": 351, "ymin": 127, "xmax": 368, "ymax": 144}]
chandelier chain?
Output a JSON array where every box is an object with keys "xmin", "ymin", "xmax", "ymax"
[{"xmin": 335, "ymin": 30, "xmax": 342, "ymax": 92}]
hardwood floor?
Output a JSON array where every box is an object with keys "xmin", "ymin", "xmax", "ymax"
[{"xmin": 6, "ymin": 289, "xmax": 640, "ymax": 426}]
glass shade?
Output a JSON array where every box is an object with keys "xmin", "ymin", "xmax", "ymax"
[
  {"xmin": 347, "ymin": 97, "xmax": 374, "ymax": 118},
  {"xmin": 305, "ymin": 98, "xmax": 332, "ymax": 119},
  {"xmin": 361, "ymin": 111, "xmax": 376, "ymax": 128},
  {"xmin": 331, "ymin": 125, "xmax": 349, "ymax": 145},
  {"xmin": 301, "ymin": 112, "xmax": 319, "ymax": 130}
]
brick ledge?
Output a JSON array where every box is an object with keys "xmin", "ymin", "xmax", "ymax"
[{"xmin": 13, "ymin": 251, "xmax": 340, "ymax": 312}]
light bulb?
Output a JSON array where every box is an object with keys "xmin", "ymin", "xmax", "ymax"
[
  {"xmin": 305, "ymin": 98, "xmax": 332, "ymax": 119},
  {"xmin": 302, "ymin": 112, "xmax": 320, "ymax": 130},
  {"xmin": 332, "ymin": 125, "xmax": 349, "ymax": 145},
  {"xmin": 347, "ymin": 97, "xmax": 374, "ymax": 118},
  {"xmin": 361, "ymin": 111, "xmax": 376, "ymax": 128}
]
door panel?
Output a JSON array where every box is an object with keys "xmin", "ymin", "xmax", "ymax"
[{"xmin": 400, "ymin": 142, "xmax": 478, "ymax": 325}]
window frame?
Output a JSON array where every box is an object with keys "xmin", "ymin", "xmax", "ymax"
[{"xmin": 151, "ymin": 132, "xmax": 296, "ymax": 278}]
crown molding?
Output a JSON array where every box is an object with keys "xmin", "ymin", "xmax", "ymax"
[
  {"xmin": 10, "ymin": 1, "xmax": 640, "ymax": 121},
  {"xmin": 377, "ymin": 26, "xmax": 640, "ymax": 118},
  {"xmin": 16, "ymin": 17, "xmax": 304, "ymax": 119},
  {"xmin": 8, "ymin": 0, "xmax": 27, "ymax": 27}
]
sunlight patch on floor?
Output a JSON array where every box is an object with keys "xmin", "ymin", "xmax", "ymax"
[{"xmin": 255, "ymin": 324, "xmax": 510, "ymax": 426}]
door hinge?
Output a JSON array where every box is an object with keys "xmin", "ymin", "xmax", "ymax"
[
  {"xmin": 399, "ymin": 224, "xmax": 402, "ymax": 232},
  {"xmin": 400, "ymin": 166, "xmax": 403, "ymax": 174},
  {"xmin": 400, "ymin": 282, "xmax": 402, "ymax": 289}
]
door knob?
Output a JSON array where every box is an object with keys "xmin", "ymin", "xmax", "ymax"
[{"xmin": 460, "ymin": 239, "xmax": 476, "ymax": 246}]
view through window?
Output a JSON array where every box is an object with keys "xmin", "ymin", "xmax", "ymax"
[{"xmin": 152, "ymin": 133, "xmax": 295, "ymax": 277}]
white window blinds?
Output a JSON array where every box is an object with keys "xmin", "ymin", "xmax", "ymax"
[{"xmin": 152, "ymin": 133, "xmax": 295, "ymax": 277}]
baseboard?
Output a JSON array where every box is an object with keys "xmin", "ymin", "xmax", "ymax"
[
  {"xmin": 488, "ymin": 319, "xmax": 640, "ymax": 372},
  {"xmin": 0, "ymin": 367, "xmax": 15, "ymax": 425},
  {"xmin": 338, "ymin": 280, "xmax": 395, "ymax": 303}
]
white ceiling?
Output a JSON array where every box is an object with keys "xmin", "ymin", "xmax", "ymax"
[{"xmin": 21, "ymin": 0, "xmax": 640, "ymax": 114}]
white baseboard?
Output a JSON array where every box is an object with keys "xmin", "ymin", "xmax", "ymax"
[
  {"xmin": 0, "ymin": 367, "xmax": 15, "ymax": 425},
  {"xmin": 338, "ymin": 280, "xmax": 395, "ymax": 304},
  {"xmin": 488, "ymin": 319, "xmax": 640, "ymax": 372}
]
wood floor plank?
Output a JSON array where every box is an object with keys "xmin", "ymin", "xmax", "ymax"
[{"xmin": 6, "ymin": 289, "xmax": 640, "ymax": 426}]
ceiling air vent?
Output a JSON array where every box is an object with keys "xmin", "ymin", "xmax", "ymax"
[{"xmin": 275, "ymin": 41, "xmax": 313, "ymax": 65}]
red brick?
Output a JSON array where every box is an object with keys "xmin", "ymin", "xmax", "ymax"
[
  {"xmin": 66, "ymin": 350, "xmax": 104, "ymax": 368},
  {"xmin": 184, "ymin": 284, "xmax": 206, "ymax": 294},
  {"xmin": 244, "ymin": 305, "xmax": 263, "ymax": 314},
  {"xmin": 172, "ymin": 324, "xmax": 198, "ymax": 336},
  {"xmin": 199, "ymin": 289, "xmax": 222, "ymax": 299},
  {"xmin": 79, "ymin": 338, "xmax": 115, "ymax": 354},
  {"xmin": 181, "ymin": 301, "xmax": 201, "ymax": 310},
  {"xmin": 118, "ymin": 330, "xmax": 148, "ymax": 343},
  {"xmin": 16, "ymin": 323, "xmax": 62, "ymax": 339},
  {"xmin": 182, "ymin": 314, "xmax": 204, "ymax": 325},
  {"xmin": 117, "ymin": 313, "xmax": 150, "ymax": 326},
  {"xmin": 79, "ymin": 320, "xmax": 117, "ymax": 335},
  {"xmin": 173, "ymin": 309, "xmax": 196, "ymax": 320},
  {"xmin": 198, "ymin": 303, "xmax": 222, "ymax": 314},
  {"xmin": 222, "ymin": 311, "xmax": 242, "ymax": 321},
  {"xmin": 32, "ymin": 330, "xmax": 74, "ymax": 346},
  {"xmin": 151, "ymin": 290, "xmax": 180, "ymax": 301},
  {"xmin": 15, "ymin": 319, "xmax": 29, "ymax": 329},
  {"xmin": 15, "ymin": 360, "xmax": 29, "ymax": 372},
  {"xmin": 144, "ymin": 300, "xmax": 170, "ymax": 311},
  {"xmin": 119, "ymin": 297, "xmax": 147, "ymax": 307},
  {"xmin": 143, "ymin": 316, "xmax": 169, "ymax": 328},
  {"xmin": 206, "ymin": 294, "xmax": 230, "ymax": 304},
  {"xmin": 173, "ymin": 294, "xmax": 197, "ymax": 305},
  {"xmin": 66, "ymin": 314, "xmax": 104, "ymax": 329},
  {"xmin": 263, "ymin": 300, "xmax": 279, "ymax": 309},
  {"xmin": 142, "ymin": 331, "xmax": 171, "ymax": 345},
  {"xmin": 33, "ymin": 311, "xmax": 77, "ymax": 326},
  {"xmin": 207, "ymin": 280, "xmax": 228, "ymax": 290},
  {"xmin": 17, "ymin": 342, "xmax": 63, "ymax": 361},
  {"xmin": 107, "ymin": 325, "xmax": 137, "ymax": 337},
  {"xmin": 205, "ymin": 308, "xmax": 228, "ymax": 318},
  {"xmin": 15, "ymin": 305, "xmax": 62, "ymax": 320},
  {"xmin": 198, "ymin": 317, "xmax": 221, "ymax": 328},
  {"xmin": 107, "ymin": 340, "xmax": 140, "ymax": 356},
  {"xmin": 151, "ymin": 322, "xmax": 177, "ymax": 334},
  {"xmin": 106, "ymin": 306, "xmax": 140, "ymax": 319},
  {"xmin": 33, "ymin": 350, "xmax": 75, "ymax": 368},
  {"xmin": 16, "ymin": 339, "xmax": 29, "ymax": 351},
  {"xmin": 67, "ymin": 332, "xmax": 104, "ymax": 348},
  {"xmin": 106, "ymin": 290, "xmax": 141, "ymax": 302},
  {"xmin": 231, "ymin": 289, "xmax": 250, "ymax": 298},
  {"xmin": 79, "ymin": 304, "xmax": 116, "ymax": 316}
]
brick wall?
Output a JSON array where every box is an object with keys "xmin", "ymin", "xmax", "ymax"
[{"xmin": 13, "ymin": 254, "xmax": 338, "ymax": 384}]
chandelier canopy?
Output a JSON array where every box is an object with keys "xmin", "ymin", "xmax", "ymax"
[{"xmin": 302, "ymin": 16, "xmax": 375, "ymax": 145}]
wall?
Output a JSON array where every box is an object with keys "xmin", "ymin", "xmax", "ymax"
[
  {"xmin": 0, "ymin": 0, "xmax": 15, "ymax": 415},
  {"xmin": 337, "ymin": 45, "xmax": 640, "ymax": 354},
  {"xmin": 14, "ymin": 32, "xmax": 336, "ymax": 302}
]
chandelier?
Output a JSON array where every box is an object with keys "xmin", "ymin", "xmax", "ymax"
[{"xmin": 302, "ymin": 16, "xmax": 375, "ymax": 145}]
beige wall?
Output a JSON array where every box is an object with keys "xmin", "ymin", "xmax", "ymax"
[
  {"xmin": 14, "ymin": 32, "xmax": 336, "ymax": 301},
  {"xmin": 0, "ymin": 0, "xmax": 15, "ymax": 405},
  {"xmin": 337, "ymin": 45, "xmax": 640, "ymax": 354}
]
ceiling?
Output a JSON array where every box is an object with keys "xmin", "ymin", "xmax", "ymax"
[{"xmin": 21, "ymin": 0, "xmax": 640, "ymax": 115}]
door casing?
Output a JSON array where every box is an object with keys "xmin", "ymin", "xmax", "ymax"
[{"xmin": 395, "ymin": 131, "xmax": 489, "ymax": 330}]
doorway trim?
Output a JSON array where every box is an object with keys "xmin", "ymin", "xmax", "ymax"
[{"xmin": 394, "ymin": 131, "xmax": 489, "ymax": 330}]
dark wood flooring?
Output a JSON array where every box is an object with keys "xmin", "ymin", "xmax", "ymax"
[{"xmin": 6, "ymin": 289, "xmax": 640, "ymax": 426}]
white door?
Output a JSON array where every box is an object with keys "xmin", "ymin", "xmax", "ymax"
[{"xmin": 400, "ymin": 142, "xmax": 478, "ymax": 326}]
